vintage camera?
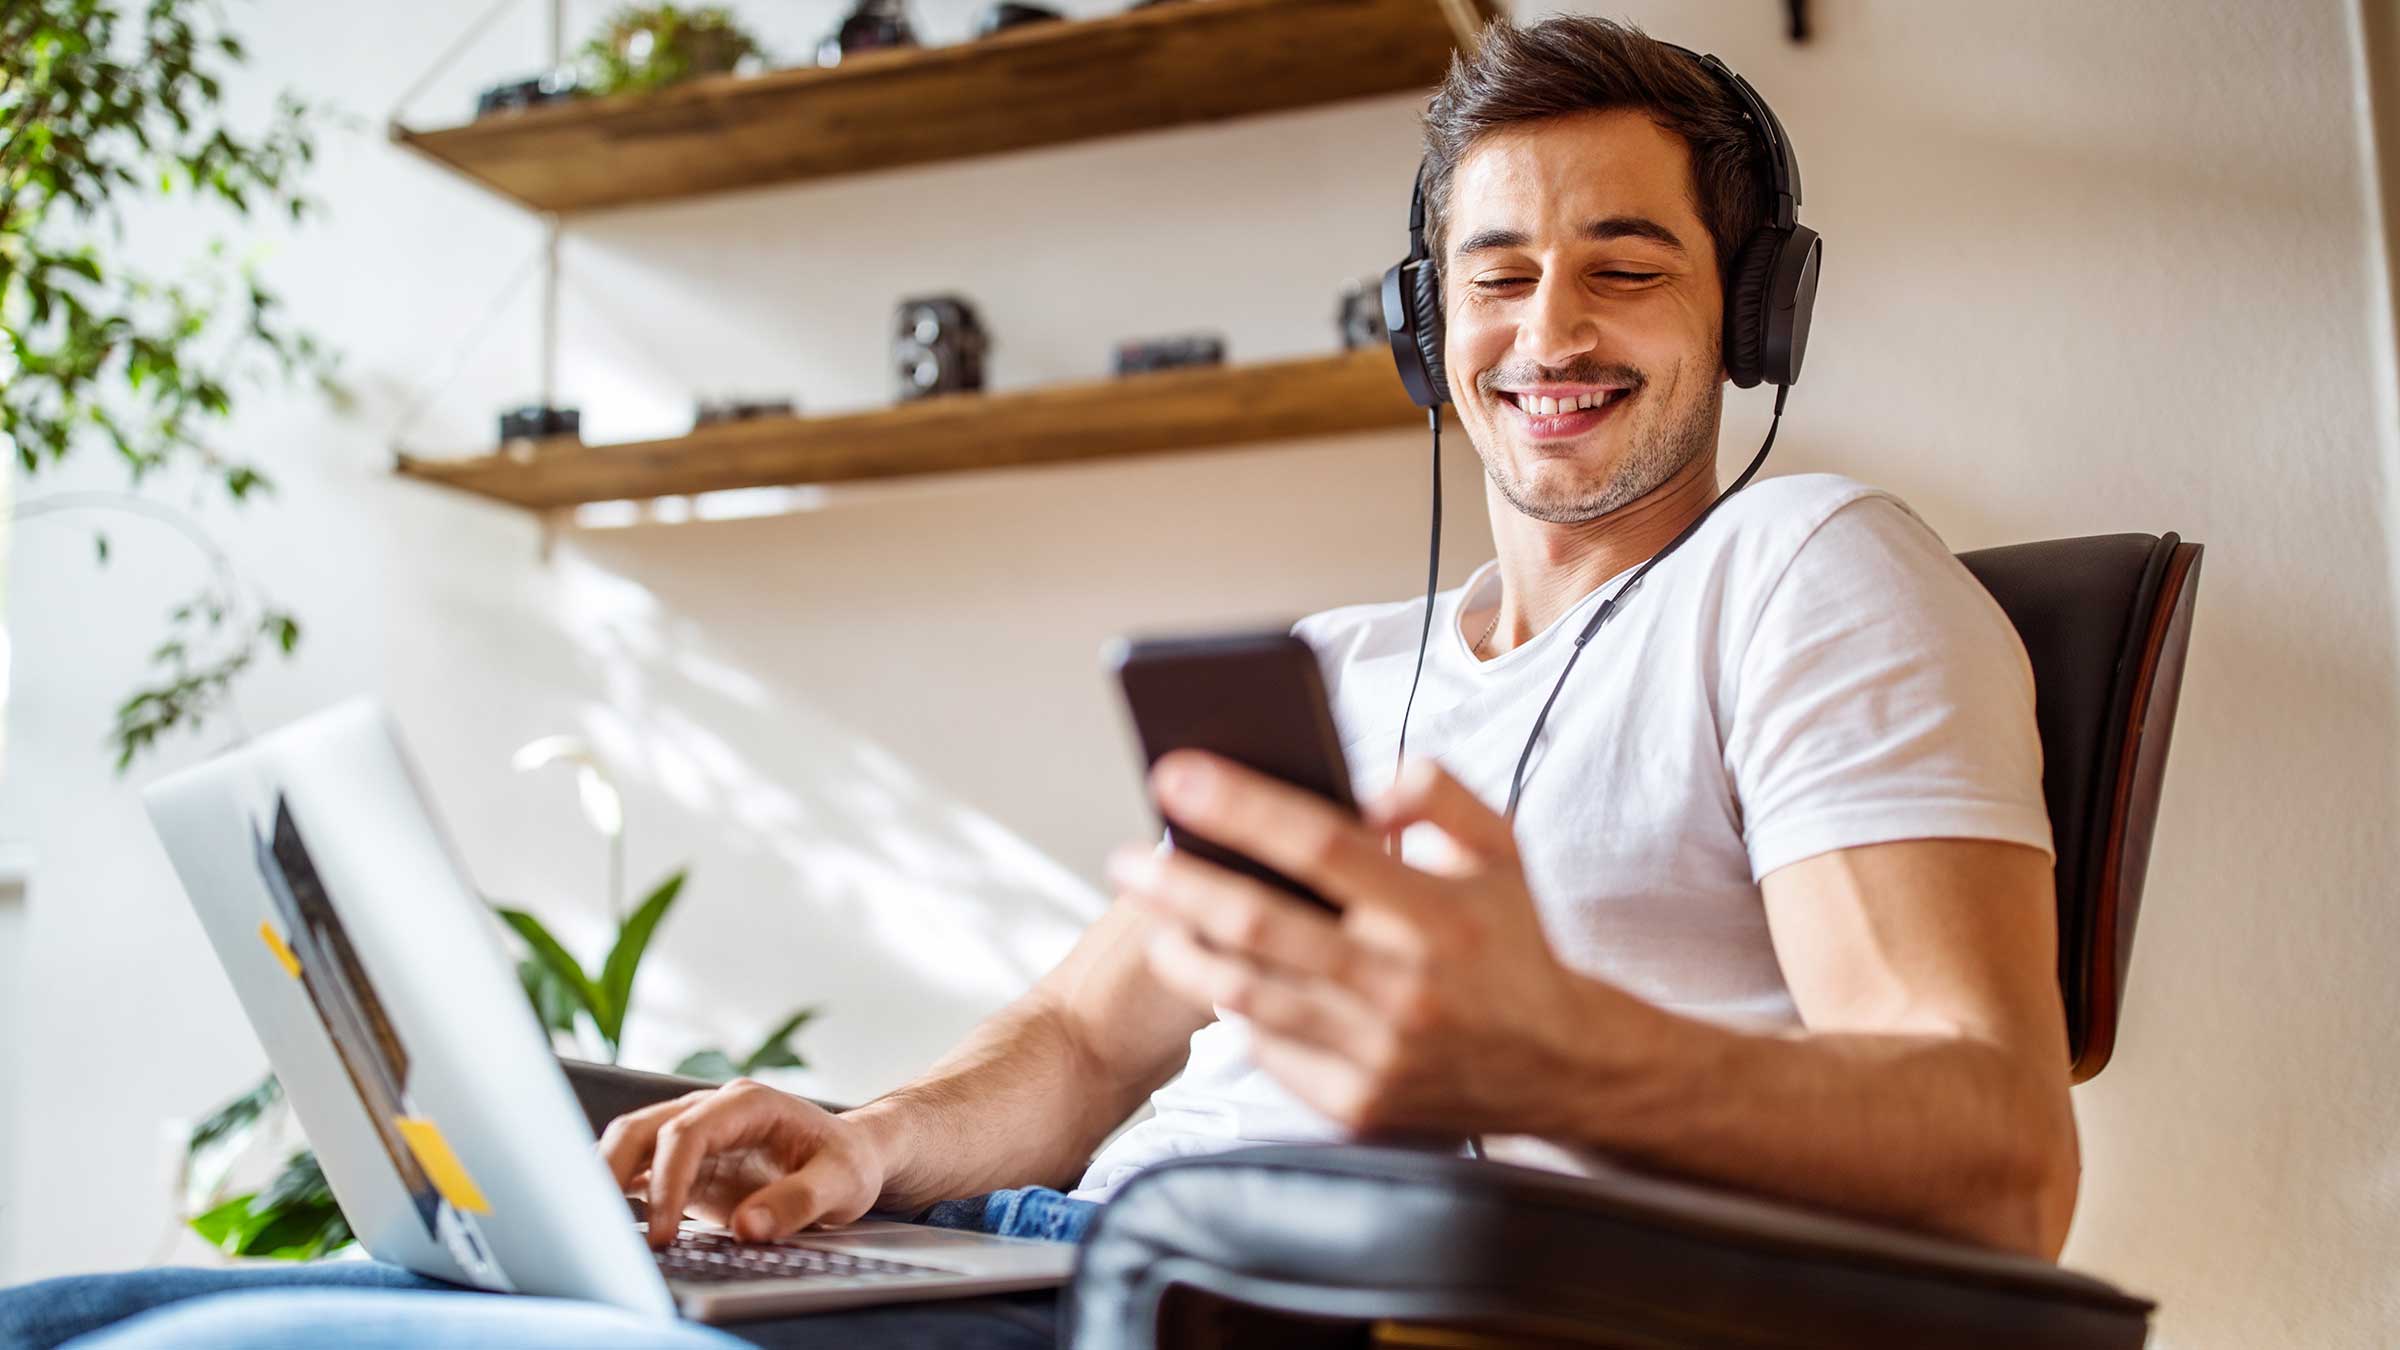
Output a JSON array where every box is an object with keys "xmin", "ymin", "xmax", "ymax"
[
  {"xmin": 894, "ymin": 296, "xmax": 990, "ymax": 400},
  {"xmin": 497, "ymin": 403, "xmax": 580, "ymax": 444},
  {"xmin": 818, "ymin": 0, "xmax": 919, "ymax": 67},
  {"xmin": 474, "ymin": 69, "xmax": 580, "ymax": 118},
  {"xmin": 693, "ymin": 397, "xmax": 797, "ymax": 428},
  {"xmin": 1337, "ymin": 276, "xmax": 1387, "ymax": 350},
  {"xmin": 973, "ymin": 1, "xmax": 1064, "ymax": 37},
  {"xmin": 1112, "ymin": 333, "xmax": 1225, "ymax": 376}
]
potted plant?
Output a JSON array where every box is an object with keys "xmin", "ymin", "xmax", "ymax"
[{"xmin": 578, "ymin": 4, "xmax": 766, "ymax": 97}]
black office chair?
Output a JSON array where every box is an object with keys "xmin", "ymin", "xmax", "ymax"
[
  {"xmin": 1060, "ymin": 531, "xmax": 2203, "ymax": 1350},
  {"xmin": 563, "ymin": 531, "xmax": 2203, "ymax": 1350}
]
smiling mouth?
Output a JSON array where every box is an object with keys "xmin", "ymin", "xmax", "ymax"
[{"xmin": 1496, "ymin": 387, "xmax": 1635, "ymax": 438}]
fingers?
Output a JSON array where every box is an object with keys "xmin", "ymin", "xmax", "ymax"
[
  {"xmin": 1109, "ymin": 842, "xmax": 1353, "ymax": 984},
  {"xmin": 1143, "ymin": 921, "xmax": 1378, "ymax": 1058},
  {"xmin": 729, "ymin": 1147, "xmax": 877, "ymax": 1242},
  {"xmin": 1150, "ymin": 751, "xmax": 1419, "ymax": 912},
  {"xmin": 1246, "ymin": 1026, "xmax": 1381, "ymax": 1135},
  {"xmin": 597, "ymin": 1089, "xmax": 718, "ymax": 1193},
  {"xmin": 1362, "ymin": 756, "xmax": 1519, "ymax": 869},
  {"xmin": 643, "ymin": 1083, "xmax": 784, "ymax": 1250}
]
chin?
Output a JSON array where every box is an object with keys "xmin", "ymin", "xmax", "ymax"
[
  {"xmin": 1511, "ymin": 440, "xmax": 1626, "ymax": 489},
  {"xmin": 1491, "ymin": 468, "xmax": 1621, "ymax": 525}
]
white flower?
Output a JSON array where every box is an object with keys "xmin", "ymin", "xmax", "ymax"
[{"xmin": 511, "ymin": 734, "xmax": 624, "ymax": 840}]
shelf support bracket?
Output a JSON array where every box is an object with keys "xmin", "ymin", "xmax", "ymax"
[
  {"xmin": 539, "ymin": 220, "xmax": 561, "ymax": 409},
  {"xmin": 1432, "ymin": 0, "xmax": 1488, "ymax": 54}
]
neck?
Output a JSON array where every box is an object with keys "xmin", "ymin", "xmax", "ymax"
[{"xmin": 1474, "ymin": 450, "xmax": 1721, "ymax": 656}]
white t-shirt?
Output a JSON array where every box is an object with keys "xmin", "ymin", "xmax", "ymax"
[{"xmin": 1068, "ymin": 472, "xmax": 2054, "ymax": 1202}]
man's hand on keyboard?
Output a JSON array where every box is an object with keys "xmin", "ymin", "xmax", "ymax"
[{"xmin": 598, "ymin": 1078, "xmax": 891, "ymax": 1251}]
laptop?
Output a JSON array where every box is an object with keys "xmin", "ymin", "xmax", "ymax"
[{"xmin": 141, "ymin": 698, "xmax": 1076, "ymax": 1323}]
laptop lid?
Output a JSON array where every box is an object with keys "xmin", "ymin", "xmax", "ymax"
[{"xmin": 142, "ymin": 698, "xmax": 676, "ymax": 1319}]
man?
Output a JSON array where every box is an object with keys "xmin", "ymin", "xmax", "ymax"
[{"xmin": 0, "ymin": 15, "xmax": 2077, "ymax": 1350}]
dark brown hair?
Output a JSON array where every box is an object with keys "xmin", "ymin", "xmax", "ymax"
[{"xmin": 1419, "ymin": 16, "xmax": 1771, "ymax": 301}]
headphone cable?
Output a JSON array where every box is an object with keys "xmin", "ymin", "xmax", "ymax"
[
  {"xmin": 1502, "ymin": 384, "xmax": 1789, "ymax": 820},
  {"xmin": 1390, "ymin": 405, "xmax": 1444, "ymax": 804}
]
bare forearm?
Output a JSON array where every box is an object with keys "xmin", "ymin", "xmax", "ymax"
[
  {"xmin": 840, "ymin": 993, "xmax": 1146, "ymax": 1212},
  {"xmin": 1550, "ymin": 982, "xmax": 2080, "ymax": 1257}
]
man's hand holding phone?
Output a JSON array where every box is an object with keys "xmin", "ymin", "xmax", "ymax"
[{"xmin": 1112, "ymin": 747, "xmax": 1642, "ymax": 1144}]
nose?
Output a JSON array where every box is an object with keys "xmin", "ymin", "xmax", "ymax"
[{"xmin": 1518, "ymin": 274, "xmax": 1602, "ymax": 370}]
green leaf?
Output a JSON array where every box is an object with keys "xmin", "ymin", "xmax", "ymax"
[
  {"xmin": 317, "ymin": 1208, "xmax": 356, "ymax": 1253},
  {"xmin": 252, "ymin": 1149, "xmax": 333, "ymax": 1213},
  {"xmin": 242, "ymin": 1200, "xmax": 346, "ymax": 1259},
  {"xmin": 188, "ymin": 1193, "xmax": 264, "ymax": 1250},
  {"xmin": 595, "ymin": 869, "xmax": 686, "ymax": 1047},
  {"xmin": 495, "ymin": 908, "xmax": 608, "ymax": 1040},
  {"xmin": 187, "ymin": 1151, "xmax": 356, "ymax": 1263},
  {"xmin": 517, "ymin": 956, "xmax": 580, "ymax": 1035},
  {"xmin": 673, "ymin": 1049, "xmax": 741, "ymax": 1083},
  {"xmin": 93, "ymin": 531, "xmax": 109, "ymax": 563},
  {"xmin": 739, "ymin": 1006, "xmax": 818, "ymax": 1075},
  {"xmin": 187, "ymin": 1072, "xmax": 282, "ymax": 1156}
]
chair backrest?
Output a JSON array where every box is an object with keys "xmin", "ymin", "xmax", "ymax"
[{"xmin": 1955, "ymin": 534, "xmax": 2203, "ymax": 1083}]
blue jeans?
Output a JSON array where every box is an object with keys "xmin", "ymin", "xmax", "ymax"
[
  {"xmin": 919, "ymin": 1185, "xmax": 1101, "ymax": 1245},
  {"xmin": 0, "ymin": 1186, "xmax": 1099, "ymax": 1350}
]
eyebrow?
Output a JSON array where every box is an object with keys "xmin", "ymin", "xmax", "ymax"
[{"xmin": 1451, "ymin": 216, "xmax": 1689, "ymax": 258}]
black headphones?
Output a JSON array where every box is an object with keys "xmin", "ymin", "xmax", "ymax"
[
  {"xmin": 1379, "ymin": 43, "xmax": 1820, "ymax": 823},
  {"xmin": 1380, "ymin": 43, "xmax": 1821, "ymax": 403}
]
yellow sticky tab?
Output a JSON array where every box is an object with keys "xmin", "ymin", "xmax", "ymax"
[
  {"xmin": 258, "ymin": 921, "xmax": 302, "ymax": 979},
  {"xmin": 395, "ymin": 1116, "xmax": 493, "ymax": 1215}
]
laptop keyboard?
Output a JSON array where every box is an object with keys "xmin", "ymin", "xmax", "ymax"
[{"xmin": 653, "ymin": 1229, "xmax": 957, "ymax": 1286}]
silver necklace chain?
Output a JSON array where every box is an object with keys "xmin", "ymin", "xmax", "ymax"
[{"xmin": 1471, "ymin": 606, "xmax": 1501, "ymax": 657}]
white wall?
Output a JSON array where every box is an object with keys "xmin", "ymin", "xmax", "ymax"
[
  {"xmin": 0, "ymin": 851, "xmax": 24, "ymax": 1284},
  {"xmin": 5, "ymin": 1, "xmax": 2396, "ymax": 1345}
]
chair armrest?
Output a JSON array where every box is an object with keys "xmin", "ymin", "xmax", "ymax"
[
  {"xmin": 558, "ymin": 1058, "xmax": 852, "ymax": 1139},
  {"xmin": 1065, "ymin": 1144, "xmax": 2152, "ymax": 1350}
]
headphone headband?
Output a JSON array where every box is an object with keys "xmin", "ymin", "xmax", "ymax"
[
  {"xmin": 1662, "ymin": 44, "xmax": 1801, "ymax": 230},
  {"xmin": 1404, "ymin": 162, "xmax": 1429, "ymax": 259}
]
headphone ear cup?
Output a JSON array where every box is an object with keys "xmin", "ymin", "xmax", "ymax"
[
  {"xmin": 1724, "ymin": 230, "xmax": 1781, "ymax": 389},
  {"xmin": 1408, "ymin": 259, "xmax": 1449, "ymax": 405}
]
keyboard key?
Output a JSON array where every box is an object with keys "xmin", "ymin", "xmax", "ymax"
[{"xmin": 652, "ymin": 1231, "xmax": 957, "ymax": 1285}]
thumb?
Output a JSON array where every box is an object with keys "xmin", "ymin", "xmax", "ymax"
[
  {"xmin": 1363, "ymin": 756, "xmax": 1517, "ymax": 869},
  {"xmin": 732, "ymin": 1147, "xmax": 876, "ymax": 1241}
]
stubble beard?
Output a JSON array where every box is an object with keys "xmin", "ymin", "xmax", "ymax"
[{"xmin": 1481, "ymin": 363, "xmax": 1722, "ymax": 526}]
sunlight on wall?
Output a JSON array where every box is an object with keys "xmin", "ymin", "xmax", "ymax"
[
  {"xmin": 535, "ymin": 547, "xmax": 1103, "ymax": 1080},
  {"xmin": 574, "ymin": 487, "xmax": 834, "ymax": 529}
]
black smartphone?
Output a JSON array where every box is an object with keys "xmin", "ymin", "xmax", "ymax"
[{"xmin": 1108, "ymin": 630, "xmax": 1358, "ymax": 911}]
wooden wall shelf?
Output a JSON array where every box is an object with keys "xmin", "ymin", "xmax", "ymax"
[
  {"xmin": 391, "ymin": 0, "xmax": 1494, "ymax": 214},
  {"xmin": 395, "ymin": 347, "xmax": 1427, "ymax": 510}
]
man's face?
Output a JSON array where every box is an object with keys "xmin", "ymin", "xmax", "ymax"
[{"xmin": 1441, "ymin": 109, "xmax": 1726, "ymax": 525}]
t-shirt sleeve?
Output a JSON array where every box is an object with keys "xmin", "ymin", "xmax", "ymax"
[{"xmin": 1723, "ymin": 495, "xmax": 2055, "ymax": 881}]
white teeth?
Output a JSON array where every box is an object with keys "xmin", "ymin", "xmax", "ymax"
[{"xmin": 1509, "ymin": 391, "xmax": 1622, "ymax": 416}]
